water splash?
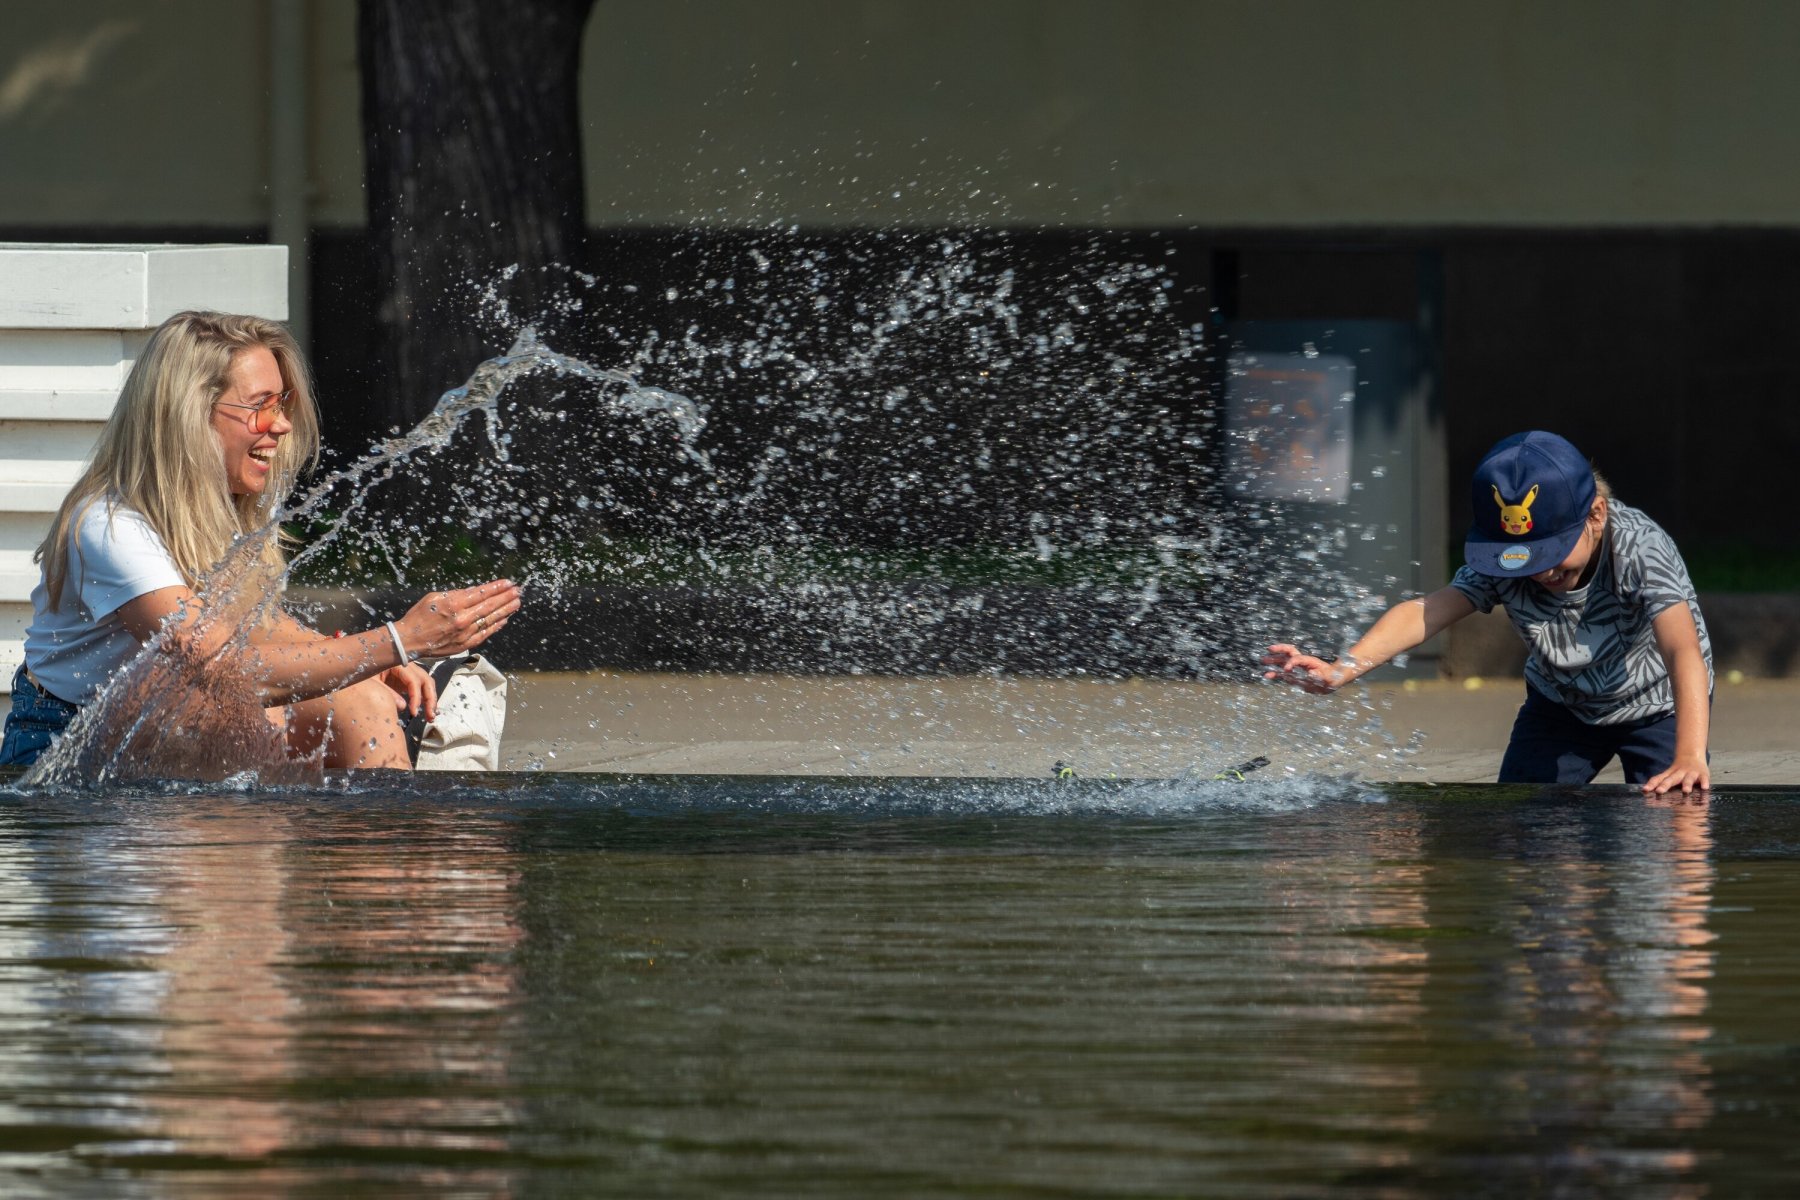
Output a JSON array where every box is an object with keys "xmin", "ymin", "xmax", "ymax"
[
  {"xmin": 25, "ymin": 233, "xmax": 1410, "ymax": 787},
  {"xmin": 23, "ymin": 331, "xmax": 704, "ymax": 789},
  {"xmin": 398, "ymin": 236, "xmax": 1393, "ymax": 682},
  {"xmin": 3, "ymin": 767, "xmax": 1387, "ymax": 817},
  {"xmin": 454, "ymin": 233, "xmax": 1411, "ymax": 781}
]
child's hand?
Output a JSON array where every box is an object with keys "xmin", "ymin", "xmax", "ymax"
[
  {"xmin": 1642, "ymin": 753, "xmax": 1710, "ymax": 796},
  {"xmin": 1261, "ymin": 644, "xmax": 1347, "ymax": 694}
]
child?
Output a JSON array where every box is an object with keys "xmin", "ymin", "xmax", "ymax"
[{"xmin": 1262, "ymin": 430, "xmax": 1712, "ymax": 794}]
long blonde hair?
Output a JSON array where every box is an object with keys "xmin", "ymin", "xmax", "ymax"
[{"xmin": 37, "ymin": 311, "xmax": 321, "ymax": 608}]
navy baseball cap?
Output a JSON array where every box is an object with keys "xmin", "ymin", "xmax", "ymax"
[{"xmin": 1464, "ymin": 431, "xmax": 1597, "ymax": 577}]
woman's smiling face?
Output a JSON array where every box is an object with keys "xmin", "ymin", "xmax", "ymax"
[{"xmin": 209, "ymin": 346, "xmax": 291, "ymax": 497}]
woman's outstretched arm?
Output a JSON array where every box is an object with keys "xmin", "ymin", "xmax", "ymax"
[{"xmin": 115, "ymin": 579, "xmax": 522, "ymax": 705}]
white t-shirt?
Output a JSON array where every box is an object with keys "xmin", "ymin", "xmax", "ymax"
[{"xmin": 22, "ymin": 498, "xmax": 188, "ymax": 705}]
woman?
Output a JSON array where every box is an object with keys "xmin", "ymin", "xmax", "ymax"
[{"xmin": 1, "ymin": 310, "xmax": 521, "ymax": 770}]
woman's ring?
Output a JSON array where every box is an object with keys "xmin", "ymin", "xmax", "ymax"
[{"xmin": 476, "ymin": 615, "xmax": 487, "ymax": 629}]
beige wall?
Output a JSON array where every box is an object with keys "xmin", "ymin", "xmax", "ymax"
[
  {"xmin": 0, "ymin": 0, "xmax": 363, "ymax": 228},
  {"xmin": 2, "ymin": 0, "xmax": 1800, "ymax": 230}
]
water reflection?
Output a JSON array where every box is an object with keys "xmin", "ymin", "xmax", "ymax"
[
  {"xmin": 0, "ymin": 798, "xmax": 525, "ymax": 1194},
  {"xmin": 0, "ymin": 782, "xmax": 1777, "ymax": 1197},
  {"xmin": 153, "ymin": 810, "xmax": 299, "ymax": 1163},
  {"xmin": 279, "ymin": 811, "xmax": 524, "ymax": 1181},
  {"xmin": 1403, "ymin": 794, "xmax": 1716, "ymax": 1197}
]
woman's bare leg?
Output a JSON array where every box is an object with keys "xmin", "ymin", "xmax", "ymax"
[{"xmin": 280, "ymin": 676, "xmax": 412, "ymax": 769}]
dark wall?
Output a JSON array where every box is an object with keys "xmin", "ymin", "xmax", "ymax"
[
  {"xmin": 1222, "ymin": 230, "xmax": 1800, "ymax": 560},
  {"xmin": 313, "ymin": 226, "xmax": 1220, "ymax": 551}
]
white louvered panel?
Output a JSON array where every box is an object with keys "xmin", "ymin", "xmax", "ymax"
[
  {"xmin": 0, "ymin": 602, "xmax": 27, "ymax": 692},
  {"xmin": 0, "ymin": 391, "xmax": 118, "ymax": 421},
  {"xmin": 0, "ymin": 420, "xmax": 94, "ymax": 520},
  {"xmin": 0, "ymin": 245, "xmax": 287, "ymax": 329},
  {"xmin": 0, "ymin": 328, "xmax": 131, "ymax": 393}
]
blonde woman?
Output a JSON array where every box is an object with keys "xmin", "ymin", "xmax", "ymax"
[{"xmin": 1, "ymin": 310, "xmax": 521, "ymax": 770}]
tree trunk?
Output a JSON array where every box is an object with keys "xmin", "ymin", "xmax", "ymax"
[{"xmin": 358, "ymin": 0, "xmax": 597, "ymax": 434}]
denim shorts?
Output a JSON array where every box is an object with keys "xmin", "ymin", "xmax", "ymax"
[
  {"xmin": 1, "ymin": 665, "xmax": 80, "ymax": 768},
  {"xmin": 1497, "ymin": 685, "xmax": 1701, "ymax": 786}
]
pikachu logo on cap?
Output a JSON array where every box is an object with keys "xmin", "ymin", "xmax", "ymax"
[{"xmin": 1494, "ymin": 484, "xmax": 1538, "ymax": 536}]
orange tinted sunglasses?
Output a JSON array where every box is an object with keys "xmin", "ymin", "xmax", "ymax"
[{"xmin": 215, "ymin": 389, "xmax": 294, "ymax": 434}]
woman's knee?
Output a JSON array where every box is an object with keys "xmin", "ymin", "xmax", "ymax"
[
  {"xmin": 286, "ymin": 677, "xmax": 409, "ymax": 769},
  {"xmin": 338, "ymin": 675, "xmax": 401, "ymax": 721},
  {"xmin": 335, "ymin": 679, "xmax": 407, "ymax": 763}
]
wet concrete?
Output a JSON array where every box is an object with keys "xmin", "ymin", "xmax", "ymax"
[{"xmin": 501, "ymin": 672, "xmax": 1800, "ymax": 785}]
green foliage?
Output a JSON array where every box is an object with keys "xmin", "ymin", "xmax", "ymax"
[
  {"xmin": 1682, "ymin": 545, "xmax": 1800, "ymax": 593},
  {"xmin": 286, "ymin": 518, "xmax": 497, "ymax": 588}
]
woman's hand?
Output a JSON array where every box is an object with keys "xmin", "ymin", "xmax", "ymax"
[
  {"xmin": 395, "ymin": 579, "xmax": 522, "ymax": 662},
  {"xmin": 1261, "ymin": 644, "xmax": 1349, "ymax": 694},
  {"xmin": 381, "ymin": 662, "xmax": 437, "ymax": 721}
]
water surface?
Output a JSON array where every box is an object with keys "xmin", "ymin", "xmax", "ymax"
[{"xmin": 1, "ymin": 772, "xmax": 1796, "ymax": 1197}]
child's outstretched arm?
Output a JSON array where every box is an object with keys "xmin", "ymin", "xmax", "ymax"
[
  {"xmin": 1643, "ymin": 603, "xmax": 1711, "ymax": 795},
  {"xmin": 1263, "ymin": 586, "xmax": 1476, "ymax": 694}
]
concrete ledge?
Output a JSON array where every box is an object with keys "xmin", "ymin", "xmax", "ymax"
[{"xmin": 495, "ymin": 673, "xmax": 1800, "ymax": 782}]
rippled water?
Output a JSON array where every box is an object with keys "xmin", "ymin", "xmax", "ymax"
[{"xmin": 0, "ymin": 771, "xmax": 1795, "ymax": 1197}]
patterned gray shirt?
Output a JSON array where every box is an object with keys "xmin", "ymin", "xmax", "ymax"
[{"xmin": 1450, "ymin": 501, "xmax": 1712, "ymax": 725}]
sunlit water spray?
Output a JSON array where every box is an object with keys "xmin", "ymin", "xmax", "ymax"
[
  {"xmin": 24, "ymin": 236, "xmax": 1412, "ymax": 788},
  {"xmin": 23, "ymin": 332, "xmax": 707, "ymax": 789},
  {"xmin": 445, "ymin": 238, "xmax": 1414, "ymax": 780}
]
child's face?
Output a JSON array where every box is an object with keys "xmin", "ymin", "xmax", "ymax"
[{"xmin": 1530, "ymin": 498, "xmax": 1608, "ymax": 592}]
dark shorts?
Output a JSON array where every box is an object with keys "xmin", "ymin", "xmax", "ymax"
[
  {"xmin": 1498, "ymin": 686, "xmax": 1698, "ymax": 786},
  {"xmin": 1, "ymin": 665, "xmax": 80, "ymax": 768}
]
